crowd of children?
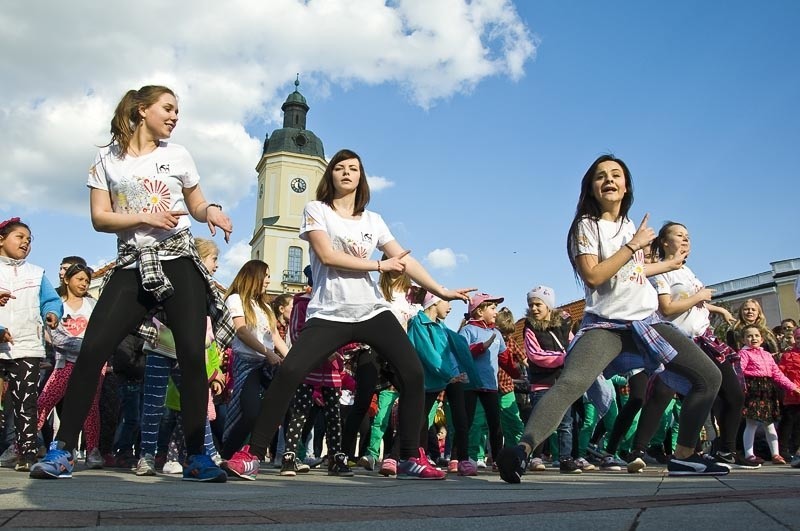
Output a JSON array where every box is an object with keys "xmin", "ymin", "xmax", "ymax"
[{"xmin": 2, "ymin": 86, "xmax": 800, "ymax": 487}]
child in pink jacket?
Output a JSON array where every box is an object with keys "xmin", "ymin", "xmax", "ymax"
[{"xmin": 738, "ymin": 325, "xmax": 800, "ymax": 465}]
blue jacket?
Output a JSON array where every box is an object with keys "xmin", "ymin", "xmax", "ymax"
[
  {"xmin": 407, "ymin": 311, "xmax": 480, "ymax": 392},
  {"xmin": 458, "ymin": 320, "xmax": 506, "ymax": 391}
]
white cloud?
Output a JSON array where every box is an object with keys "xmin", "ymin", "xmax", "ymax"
[
  {"xmin": 0, "ymin": 0, "xmax": 535, "ymax": 215},
  {"xmin": 367, "ymin": 175, "xmax": 395, "ymax": 192},
  {"xmin": 215, "ymin": 240, "xmax": 253, "ymax": 286},
  {"xmin": 425, "ymin": 247, "xmax": 468, "ymax": 270}
]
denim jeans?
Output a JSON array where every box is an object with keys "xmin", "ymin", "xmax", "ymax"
[
  {"xmin": 531, "ymin": 388, "xmax": 573, "ymax": 460},
  {"xmin": 114, "ymin": 382, "xmax": 143, "ymax": 456}
]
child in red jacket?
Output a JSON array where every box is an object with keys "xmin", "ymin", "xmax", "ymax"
[{"xmin": 777, "ymin": 327, "xmax": 800, "ymax": 464}]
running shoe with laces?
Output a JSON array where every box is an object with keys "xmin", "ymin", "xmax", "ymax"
[
  {"xmin": 600, "ymin": 455, "xmax": 624, "ymax": 471},
  {"xmin": 280, "ymin": 451, "xmax": 299, "ymax": 477},
  {"xmin": 358, "ymin": 455, "xmax": 377, "ymax": 471},
  {"xmin": 626, "ymin": 450, "xmax": 647, "ymax": 473},
  {"xmin": 329, "ymin": 452, "xmax": 355, "ymax": 477},
  {"xmin": 457, "ymin": 458, "xmax": 477, "ymax": 476},
  {"xmin": 135, "ymin": 453, "xmax": 156, "ymax": 476},
  {"xmin": 713, "ymin": 450, "xmax": 736, "ymax": 466},
  {"xmin": 223, "ymin": 445, "xmax": 260, "ymax": 480},
  {"xmin": 182, "ymin": 453, "xmax": 227, "ymax": 482},
  {"xmin": 397, "ymin": 449, "xmax": 446, "ymax": 480},
  {"xmin": 790, "ymin": 455, "xmax": 800, "ymax": 468},
  {"xmin": 496, "ymin": 445, "xmax": 528, "ymax": 484},
  {"xmin": 574, "ymin": 457, "xmax": 596, "ymax": 471},
  {"xmin": 86, "ymin": 448, "xmax": 104, "ymax": 470},
  {"xmin": 667, "ymin": 453, "xmax": 730, "ymax": 476},
  {"xmin": 559, "ymin": 457, "xmax": 582, "ymax": 474},
  {"xmin": 379, "ymin": 457, "xmax": 397, "ymax": 476},
  {"xmin": 29, "ymin": 441, "xmax": 74, "ymax": 479}
]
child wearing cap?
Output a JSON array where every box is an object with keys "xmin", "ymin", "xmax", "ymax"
[
  {"xmin": 458, "ymin": 293, "xmax": 506, "ymax": 467},
  {"xmin": 407, "ymin": 291, "xmax": 481, "ymax": 475}
]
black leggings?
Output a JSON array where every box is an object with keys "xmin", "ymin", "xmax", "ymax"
[
  {"xmin": 424, "ymin": 382, "xmax": 469, "ymax": 461},
  {"xmin": 248, "ymin": 311, "xmax": 425, "ymax": 460},
  {"xmin": 56, "ymin": 259, "xmax": 209, "ymax": 456},
  {"xmin": 220, "ymin": 363, "xmax": 273, "ymax": 459},
  {"xmin": 605, "ymin": 370, "xmax": 647, "ymax": 454},
  {"xmin": 519, "ymin": 323, "xmax": 721, "ymax": 452},
  {"xmin": 341, "ymin": 347, "xmax": 380, "ymax": 458},
  {"xmin": 464, "ymin": 390, "xmax": 503, "ymax": 462}
]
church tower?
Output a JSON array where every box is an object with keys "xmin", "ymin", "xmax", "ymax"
[{"xmin": 251, "ymin": 77, "xmax": 326, "ymax": 294}]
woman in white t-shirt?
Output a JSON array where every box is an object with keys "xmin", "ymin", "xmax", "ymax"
[
  {"xmin": 227, "ymin": 149, "xmax": 473, "ymax": 480},
  {"xmin": 31, "ymin": 86, "xmax": 233, "ymax": 482},
  {"xmin": 496, "ymin": 154, "xmax": 725, "ymax": 483}
]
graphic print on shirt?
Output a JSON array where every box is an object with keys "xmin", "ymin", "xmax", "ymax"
[
  {"xmin": 332, "ymin": 235, "xmax": 369, "ymax": 259},
  {"xmin": 116, "ymin": 176, "xmax": 173, "ymax": 214},
  {"xmin": 61, "ymin": 314, "xmax": 89, "ymax": 337},
  {"xmin": 623, "ymin": 247, "xmax": 646, "ymax": 285}
]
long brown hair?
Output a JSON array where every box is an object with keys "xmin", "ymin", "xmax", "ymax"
[
  {"xmin": 316, "ymin": 149, "xmax": 370, "ymax": 215},
  {"xmin": 105, "ymin": 85, "xmax": 175, "ymax": 158},
  {"xmin": 378, "ymin": 254, "xmax": 411, "ymax": 302},
  {"xmin": 225, "ymin": 260, "xmax": 275, "ymax": 330}
]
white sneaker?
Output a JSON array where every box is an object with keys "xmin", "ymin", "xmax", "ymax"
[
  {"xmin": 162, "ymin": 460, "xmax": 183, "ymax": 474},
  {"xmin": 528, "ymin": 457, "xmax": 546, "ymax": 471},
  {"xmin": 476, "ymin": 459, "xmax": 487, "ymax": 469}
]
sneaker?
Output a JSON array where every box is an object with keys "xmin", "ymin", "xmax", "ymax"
[
  {"xmin": 713, "ymin": 451, "xmax": 736, "ymax": 466},
  {"xmin": 528, "ymin": 457, "xmax": 546, "ymax": 472},
  {"xmin": 646, "ymin": 445, "xmax": 669, "ymax": 465},
  {"xmin": 134, "ymin": 453, "xmax": 156, "ymax": 476},
  {"xmin": 744, "ymin": 454, "xmax": 765, "ymax": 466},
  {"xmin": 496, "ymin": 445, "xmax": 528, "ymax": 484},
  {"xmin": 457, "ymin": 459, "xmax": 478, "ymax": 476},
  {"xmin": 626, "ymin": 450, "xmax": 647, "ymax": 473},
  {"xmin": 378, "ymin": 458, "xmax": 397, "ymax": 477},
  {"xmin": 182, "ymin": 453, "xmax": 227, "ymax": 482},
  {"xmin": 790, "ymin": 455, "xmax": 800, "ymax": 468},
  {"xmin": 600, "ymin": 455, "xmax": 624, "ymax": 471},
  {"xmin": 162, "ymin": 460, "xmax": 183, "ymax": 474},
  {"xmin": 772, "ymin": 454, "xmax": 787, "ymax": 465},
  {"xmin": 476, "ymin": 458, "xmax": 487, "ymax": 469},
  {"xmin": 223, "ymin": 446, "xmax": 260, "ymax": 480},
  {"xmin": 329, "ymin": 452, "xmax": 354, "ymax": 477},
  {"xmin": 15, "ymin": 454, "xmax": 36, "ymax": 473},
  {"xmin": 447, "ymin": 459, "xmax": 459, "ymax": 473},
  {"xmin": 29, "ymin": 441, "xmax": 74, "ymax": 479},
  {"xmin": 85, "ymin": 448, "xmax": 104, "ymax": 470},
  {"xmin": 559, "ymin": 457, "xmax": 582, "ymax": 474},
  {"xmin": 303, "ymin": 456, "xmax": 323, "ymax": 468},
  {"xmin": 0, "ymin": 444, "xmax": 18, "ymax": 468},
  {"xmin": 730, "ymin": 451, "xmax": 760, "ymax": 469},
  {"xmin": 574, "ymin": 457, "xmax": 596, "ymax": 471},
  {"xmin": 668, "ymin": 453, "xmax": 730, "ymax": 476},
  {"xmin": 397, "ymin": 449, "xmax": 446, "ymax": 480},
  {"xmin": 280, "ymin": 451, "xmax": 298, "ymax": 477},
  {"xmin": 358, "ymin": 455, "xmax": 376, "ymax": 471}
]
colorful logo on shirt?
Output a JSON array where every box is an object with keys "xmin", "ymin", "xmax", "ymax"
[
  {"xmin": 62, "ymin": 315, "xmax": 88, "ymax": 337},
  {"xmin": 116, "ymin": 176, "xmax": 173, "ymax": 214}
]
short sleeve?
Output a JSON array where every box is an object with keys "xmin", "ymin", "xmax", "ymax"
[
  {"xmin": 225, "ymin": 294, "xmax": 245, "ymax": 319},
  {"xmin": 573, "ymin": 217, "xmax": 599, "ymax": 257},
  {"xmin": 87, "ymin": 151, "xmax": 108, "ymax": 190},
  {"xmin": 372, "ymin": 212, "xmax": 395, "ymax": 247},
  {"xmin": 652, "ymin": 273, "xmax": 671, "ymax": 296},
  {"xmin": 176, "ymin": 144, "xmax": 200, "ymax": 188},
  {"xmin": 300, "ymin": 201, "xmax": 327, "ymax": 240}
]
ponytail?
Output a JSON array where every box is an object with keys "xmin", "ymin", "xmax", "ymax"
[{"xmin": 104, "ymin": 85, "xmax": 175, "ymax": 158}]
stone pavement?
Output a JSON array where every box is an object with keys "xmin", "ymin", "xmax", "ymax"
[{"xmin": 0, "ymin": 461, "xmax": 798, "ymax": 530}]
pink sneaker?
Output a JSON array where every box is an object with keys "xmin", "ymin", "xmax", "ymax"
[
  {"xmin": 457, "ymin": 459, "xmax": 478, "ymax": 476},
  {"xmin": 378, "ymin": 458, "xmax": 397, "ymax": 477},
  {"xmin": 222, "ymin": 445, "xmax": 260, "ymax": 481},
  {"xmin": 397, "ymin": 449, "xmax": 446, "ymax": 480},
  {"xmin": 448, "ymin": 459, "xmax": 459, "ymax": 473}
]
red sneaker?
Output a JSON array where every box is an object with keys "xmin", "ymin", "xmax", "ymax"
[
  {"xmin": 222, "ymin": 445, "xmax": 260, "ymax": 480},
  {"xmin": 397, "ymin": 448, "xmax": 446, "ymax": 480}
]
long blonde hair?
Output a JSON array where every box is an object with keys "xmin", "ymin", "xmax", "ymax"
[
  {"xmin": 731, "ymin": 298, "xmax": 777, "ymax": 351},
  {"xmin": 225, "ymin": 260, "xmax": 275, "ymax": 330},
  {"xmin": 105, "ymin": 85, "xmax": 175, "ymax": 157},
  {"xmin": 378, "ymin": 258, "xmax": 411, "ymax": 302}
]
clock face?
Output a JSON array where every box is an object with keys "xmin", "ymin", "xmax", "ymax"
[{"xmin": 290, "ymin": 177, "xmax": 307, "ymax": 193}]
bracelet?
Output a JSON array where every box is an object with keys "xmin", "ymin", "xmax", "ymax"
[
  {"xmin": 377, "ymin": 260, "xmax": 382, "ymax": 273},
  {"xmin": 624, "ymin": 243, "xmax": 637, "ymax": 254},
  {"xmin": 206, "ymin": 203, "xmax": 223, "ymax": 212}
]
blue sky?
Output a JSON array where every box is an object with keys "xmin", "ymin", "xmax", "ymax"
[{"xmin": 1, "ymin": 0, "xmax": 798, "ymax": 327}]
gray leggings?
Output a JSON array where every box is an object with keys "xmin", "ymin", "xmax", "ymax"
[{"xmin": 520, "ymin": 323, "xmax": 721, "ymax": 451}]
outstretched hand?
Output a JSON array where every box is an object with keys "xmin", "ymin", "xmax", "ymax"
[
  {"xmin": 438, "ymin": 287, "xmax": 476, "ymax": 303},
  {"xmin": 206, "ymin": 207, "xmax": 233, "ymax": 243},
  {"xmin": 629, "ymin": 213, "xmax": 656, "ymax": 252}
]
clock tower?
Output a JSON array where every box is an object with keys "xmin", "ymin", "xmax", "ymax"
[{"xmin": 251, "ymin": 77, "xmax": 326, "ymax": 294}]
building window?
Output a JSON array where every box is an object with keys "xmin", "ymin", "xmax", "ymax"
[{"xmin": 284, "ymin": 246, "xmax": 303, "ymax": 283}]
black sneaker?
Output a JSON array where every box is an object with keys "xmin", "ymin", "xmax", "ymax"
[
  {"xmin": 280, "ymin": 451, "xmax": 297, "ymax": 477},
  {"xmin": 646, "ymin": 445, "xmax": 669, "ymax": 465},
  {"xmin": 668, "ymin": 453, "xmax": 730, "ymax": 476},
  {"xmin": 328, "ymin": 452, "xmax": 354, "ymax": 477},
  {"xmin": 626, "ymin": 450, "xmax": 647, "ymax": 473},
  {"xmin": 559, "ymin": 457, "xmax": 582, "ymax": 474},
  {"xmin": 496, "ymin": 445, "xmax": 528, "ymax": 484},
  {"xmin": 713, "ymin": 451, "xmax": 736, "ymax": 466}
]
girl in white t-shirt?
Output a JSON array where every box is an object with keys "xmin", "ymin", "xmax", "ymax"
[
  {"xmin": 32, "ymin": 86, "xmax": 233, "ymax": 482},
  {"xmin": 226, "ymin": 149, "xmax": 473, "ymax": 481},
  {"xmin": 220, "ymin": 259, "xmax": 287, "ymax": 479},
  {"xmin": 497, "ymin": 155, "xmax": 726, "ymax": 483},
  {"xmin": 36, "ymin": 264, "xmax": 104, "ymax": 469}
]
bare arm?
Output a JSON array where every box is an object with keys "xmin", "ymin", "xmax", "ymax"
[
  {"xmin": 381, "ymin": 240, "xmax": 474, "ymax": 302},
  {"xmin": 231, "ymin": 316, "xmax": 281, "ymax": 365},
  {"xmin": 657, "ymin": 289, "xmax": 714, "ymax": 317},
  {"xmin": 182, "ymin": 185, "xmax": 232, "ymax": 242}
]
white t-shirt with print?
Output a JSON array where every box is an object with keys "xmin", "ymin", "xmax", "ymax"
[
  {"xmin": 652, "ymin": 266, "xmax": 710, "ymax": 337},
  {"xmin": 301, "ymin": 200, "xmax": 394, "ymax": 322},
  {"xmin": 225, "ymin": 293, "xmax": 274, "ymax": 359},
  {"xmin": 572, "ymin": 216, "xmax": 658, "ymax": 321},
  {"xmin": 51, "ymin": 297, "xmax": 96, "ymax": 365},
  {"xmin": 87, "ymin": 142, "xmax": 199, "ymax": 250},
  {"xmin": 388, "ymin": 289, "xmax": 420, "ymax": 331}
]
